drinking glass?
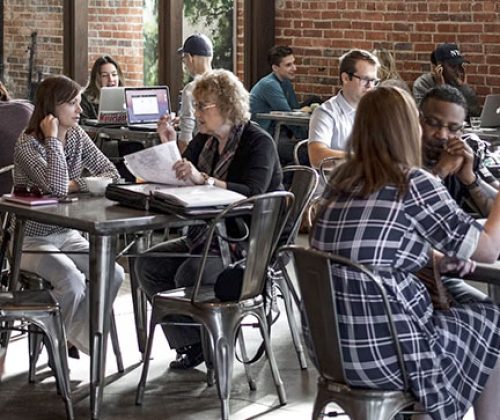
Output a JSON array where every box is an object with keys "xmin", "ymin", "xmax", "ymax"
[{"xmin": 470, "ymin": 117, "xmax": 481, "ymax": 131}]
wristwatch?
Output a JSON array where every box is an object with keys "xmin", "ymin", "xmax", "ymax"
[{"xmin": 205, "ymin": 176, "xmax": 215, "ymax": 186}]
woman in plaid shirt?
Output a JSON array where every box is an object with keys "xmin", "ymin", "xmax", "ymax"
[
  {"xmin": 13, "ymin": 75, "xmax": 123, "ymax": 357},
  {"xmin": 310, "ymin": 86, "xmax": 500, "ymax": 419}
]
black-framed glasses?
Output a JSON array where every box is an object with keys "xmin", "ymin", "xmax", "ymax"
[
  {"xmin": 13, "ymin": 184, "xmax": 44, "ymax": 197},
  {"xmin": 420, "ymin": 114, "xmax": 465, "ymax": 134},
  {"xmin": 348, "ymin": 73, "xmax": 380, "ymax": 87}
]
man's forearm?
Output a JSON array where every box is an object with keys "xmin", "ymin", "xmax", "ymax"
[{"xmin": 467, "ymin": 177, "xmax": 499, "ymax": 216}]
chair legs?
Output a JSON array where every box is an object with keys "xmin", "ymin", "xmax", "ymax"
[
  {"xmin": 253, "ymin": 306, "xmax": 287, "ymax": 406},
  {"xmin": 136, "ymin": 303, "xmax": 287, "ymax": 419},
  {"xmin": 135, "ymin": 307, "xmax": 158, "ymax": 405},
  {"xmin": 27, "ymin": 313, "xmax": 74, "ymax": 420},
  {"xmin": 313, "ymin": 378, "xmax": 418, "ymax": 420},
  {"xmin": 273, "ymin": 267, "xmax": 308, "ymax": 369},
  {"xmin": 110, "ymin": 309, "xmax": 124, "ymax": 372},
  {"xmin": 29, "ymin": 308, "xmax": 123, "ymax": 378}
]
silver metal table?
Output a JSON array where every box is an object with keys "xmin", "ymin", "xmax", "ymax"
[
  {"xmin": 256, "ymin": 111, "xmax": 311, "ymax": 144},
  {"xmin": 0, "ymin": 195, "xmax": 174, "ymax": 419}
]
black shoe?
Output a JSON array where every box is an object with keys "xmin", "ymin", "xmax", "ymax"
[
  {"xmin": 67, "ymin": 344, "xmax": 80, "ymax": 360},
  {"xmin": 169, "ymin": 344, "xmax": 204, "ymax": 370}
]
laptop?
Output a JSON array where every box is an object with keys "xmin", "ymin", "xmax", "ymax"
[
  {"xmin": 480, "ymin": 94, "xmax": 500, "ymax": 128},
  {"xmin": 84, "ymin": 87, "xmax": 127, "ymax": 126},
  {"xmin": 125, "ymin": 86, "xmax": 170, "ymax": 131}
]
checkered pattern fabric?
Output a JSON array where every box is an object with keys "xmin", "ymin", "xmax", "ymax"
[
  {"xmin": 13, "ymin": 126, "xmax": 119, "ymax": 237},
  {"xmin": 310, "ymin": 168, "xmax": 500, "ymax": 420}
]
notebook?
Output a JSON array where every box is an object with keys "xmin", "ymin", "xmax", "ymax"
[
  {"xmin": 84, "ymin": 87, "xmax": 126, "ymax": 126},
  {"xmin": 480, "ymin": 94, "xmax": 500, "ymax": 128},
  {"xmin": 125, "ymin": 86, "xmax": 170, "ymax": 131},
  {"xmin": 3, "ymin": 194, "xmax": 59, "ymax": 206}
]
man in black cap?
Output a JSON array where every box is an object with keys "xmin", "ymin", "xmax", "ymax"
[
  {"xmin": 413, "ymin": 43, "xmax": 481, "ymax": 119},
  {"xmin": 177, "ymin": 33, "xmax": 213, "ymax": 152}
]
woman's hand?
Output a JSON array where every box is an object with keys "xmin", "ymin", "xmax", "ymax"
[
  {"xmin": 173, "ymin": 158, "xmax": 205, "ymax": 185},
  {"xmin": 40, "ymin": 114, "xmax": 59, "ymax": 139},
  {"xmin": 157, "ymin": 113, "xmax": 177, "ymax": 144}
]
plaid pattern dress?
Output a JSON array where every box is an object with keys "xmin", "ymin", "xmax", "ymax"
[{"xmin": 310, "ymin": 168, "xmax": 500, "ymax": 420}]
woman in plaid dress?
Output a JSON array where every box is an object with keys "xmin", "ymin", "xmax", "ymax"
[{"xmin": 311, "ymin": 86, "xmax": 500, "ymax": 419}]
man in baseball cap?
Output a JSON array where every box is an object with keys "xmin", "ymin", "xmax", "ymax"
[
  {"xmin": 177, "ymin": 33, "xmax": 213, "ymax": 57},
  {"xmin": 413, "ymin": 43, "xmax": 481, "ymax": 119},
  {"xmin": 176, "ymin": 34, "xmax": 213, "ymax": 151}
]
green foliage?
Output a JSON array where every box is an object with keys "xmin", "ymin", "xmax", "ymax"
[
  {"xmin": 144, "ymin": 15, "xmax": 158, "ymax": 85},
  {"xmin": 184, "ymin": 0, "xmax": 234, "ymax": 70}
]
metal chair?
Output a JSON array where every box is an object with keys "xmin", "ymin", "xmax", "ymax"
[
  {"xmin": 293, "ymin": 139, "xmax": 310, "ymax": 165},
  {"xmin": 136, "ymin": 191, "xmax": 293, "ymax": 420},
  {"xmin": 0, "ymin": 289, "xmax": 74, "ymax": 420},
  {"xmin": 19, "ymin": 270, "xmax": 124, "ymax": 381},
  {"xmin": 281, "ymin": 245, "xmax": 423, "ymax": 420},
  {"xmin": 268, "ymin": 165, "xmax": 318, "ymax": 369},
  {"xmin": 318, "ymin": 155, "xmax": 344, "ymax": 185}
]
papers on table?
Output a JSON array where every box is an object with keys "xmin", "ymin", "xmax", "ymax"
[
  {"xmin": 107, "ymin": 183, "xmax": 246, "ymax": 209},
  {"xmin": 154, "ymin": 185, "xmax": 246, "ymax": 208},
  {"xmin": 124, "ymin": 142, "xmax": 193, "ymax": 186}
]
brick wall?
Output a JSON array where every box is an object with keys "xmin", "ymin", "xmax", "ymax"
[
  {"xmin": 88, "ymin": 0, "xmax": 144, "ymax": 87},
  {"xmin": 4, "ymin": 1, "xmax": 500, "ymax": 104},
  {"xmin": 3, "ymin": 0, "xmax": 64, "ymax": 98},
  {"xmin": 3, "ymin": 0, "xmax": 144, "ymax": 99},
  {"xmin": 274, "ymin": 0, "xmax": 500, "ymax": 104}
]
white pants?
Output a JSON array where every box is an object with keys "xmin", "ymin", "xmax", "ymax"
[{"xmin": 20, "ymin": 230, "xmax": 124, "ymax": 354}]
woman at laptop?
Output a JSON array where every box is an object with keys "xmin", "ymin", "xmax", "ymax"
[
  {"xmin": 135, "ymin": 69, "xmax": 283, "ymax": 369},
  {"xmin": 13, "ymin": 75, "xmax": 124, "ymax": 357},
  {"xmin": 81, "ymin": 55, "xmax": 125, "ymax": 120}
]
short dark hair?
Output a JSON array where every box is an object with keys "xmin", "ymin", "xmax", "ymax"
[
  {"xmin": 420, "ymin": 85, "xmax": 468, "ymax": 114},
  {"xmin": 339, "ymin": 49, "xmax": 379, "ymax": 83},
  {"xmin": 268, "ymin": 46, "xmax": 294, "ymax": 67}
]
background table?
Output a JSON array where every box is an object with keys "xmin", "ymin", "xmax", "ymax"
[{"xmin": 256, "ymin": 112, "xmax": 311, "ymax": 144}]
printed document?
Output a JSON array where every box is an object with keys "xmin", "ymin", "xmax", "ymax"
[{"xmin": 124, "ymin": 142, "xmax": 192, "ymax": 186}]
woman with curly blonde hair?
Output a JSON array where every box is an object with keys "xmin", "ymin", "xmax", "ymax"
[{"xmin": 134, "ymin": 69, "xmax": 283, "ymax": 369}]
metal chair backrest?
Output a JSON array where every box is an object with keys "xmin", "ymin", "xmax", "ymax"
[
  {"xmin": 192, "ymin": 191, "xmax": 294, "ymax": 302},
  {"xmin": 319, "ymin": 156, "xmax": 344, "ymax": 185},
  {"xmin": 282, "ymin": 245, "xmax": 410, "ymax": 391},
  {"xmin": 282, "ymin": 166, "xmax": 318, "ymax": 245},
  {"xmin": 293, "ymin": 139, "xmax": 310, "ymax": 166}
]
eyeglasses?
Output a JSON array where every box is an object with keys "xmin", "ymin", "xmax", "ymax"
[
  {"xmin": 193, "ymin": 102, "xmax": 217, "ymax": 113},
  {"xmin": 13, "ymin": 184, "xmax": 44, "ymax": 197},
  {"xmin": 421, "ymin": 114, "xmax": 465, "ymax": 134},
  {"xmin": 348, "ymin": 73, "xmax": 380, "ymax": 87}
]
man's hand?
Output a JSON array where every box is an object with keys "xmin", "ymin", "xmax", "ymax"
[
  {"xmin": 444, "ymin": 136, "xmax": 476, "ymax": 185},
  {"xmin": 433, "ymin": 65, "xmax": 445, "ymax": 85},
  {"xmin": 438, "ymin": 255, "xmax": 476, "ymax": 277},
  {"xmin": 433, "ymin": 147, "xmax": 464, "ymax": 179}
]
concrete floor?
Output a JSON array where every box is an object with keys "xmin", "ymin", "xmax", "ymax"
[{"xmin": 0, "ymin": 275, "xmax": 320, "ymax": 420}]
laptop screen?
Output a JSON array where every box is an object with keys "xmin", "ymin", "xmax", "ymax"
[{"xmin": 125, "ymin": 86, "xmax": 170, "ymax": 124}]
